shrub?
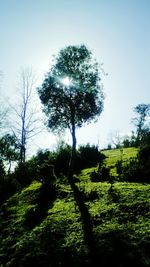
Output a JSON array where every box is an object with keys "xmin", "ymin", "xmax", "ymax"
[
  {"xmin": 116, "ymin": 160, "xmax": 123, "ymax": 176},
  {"xmin": 138, "ymin": 145, "xmax": 150, "ymax": 180},
  {"xmin": 37, "ymin": 163, "xmax": 56, "ymax": 187},
  {"xmin": 139, "ymin": 144, "xmax": 150, "ymax": 163},
  {"xmin": 77, "ymin": 144, "xmax": 105, "ymax": 170},
  {"xmin": 0, "ymin": 174, "xmax": 18, "ymax": 204},
  {"xmin": 119, "ymin": 158, "xmax": 142, "ymax": 182},
  {"xmin": 14, "ymin": 161, "xmax": 37, "ymax": 187},
  {"xmin": 117, "ymin": 145, "xmax": 150, "ymax": 183},
  {"xmin": 35, "ymin": 149, "xmax": 52, "ymax": 164},
  {"xmin": 90, "ymin": 165, "xmax": 110, "ymax": 182},
  {"xmin": 54, "ymin": 144, "xmax": 71, "ymax": 175}
]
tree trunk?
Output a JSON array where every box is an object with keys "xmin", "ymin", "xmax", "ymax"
[
  {"xmin": 20, "ymin": 128, "xmax": 26, "ymax": 164},
  {"xmin": 8, "ymin": 159, "xmax": 11, "ymax": 174},
  {"xmin": 69, "ymin": 123, "xmax": 76, "ymax": 177}
]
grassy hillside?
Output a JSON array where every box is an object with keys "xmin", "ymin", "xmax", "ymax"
[
  {"xmin": 102, "ymin": 147, "xmax": 139, "ymax": 176},
  {"xmin": 0, "ymin": 148, "xmax": 150, "ymax": 267}
]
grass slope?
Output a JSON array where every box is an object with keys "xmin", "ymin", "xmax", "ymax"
[
  {"xmin": 0, "ymin": 148, "xmax": 150, "ymax": 267},
  {"xmin": 102, "ymin": 147, "xmax": 139, "ymax": 176}
]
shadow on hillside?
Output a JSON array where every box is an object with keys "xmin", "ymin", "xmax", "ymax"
[
  {"xmin": 68, "ymin": 178, "xmax": 148, "ymax": 267},
  {"xmin": 93, "ymin": 229, "xmax": 146, "ymax": 267},
  {"xmin": 69, "ymin": 177, "xmax": 99, "ymax": 267},
  {"xmin": 23, "ymin": 184, "xmax": 57, "ymax": 230}
]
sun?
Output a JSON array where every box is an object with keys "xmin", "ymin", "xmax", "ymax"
[{"xmin": 62, "ymin": 77, "xmax": 70, "ymax": 86}]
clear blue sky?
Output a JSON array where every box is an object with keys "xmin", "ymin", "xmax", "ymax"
[{"xmin": 0, "ymin": 0, "xmax": 150, "ymax": 153}]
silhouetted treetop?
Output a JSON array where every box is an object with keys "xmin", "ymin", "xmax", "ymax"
[{"xmin": 38, "ymin": 44, "xmax": 104, "ymax": 131}]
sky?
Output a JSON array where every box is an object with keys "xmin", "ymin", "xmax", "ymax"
[{"xmin": 0, "ymin": 0, "xmax": 150, "ymax": 155}]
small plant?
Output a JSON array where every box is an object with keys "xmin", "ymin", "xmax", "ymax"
[
  {"xmin": 90, "ymin": 165, "xmax": 110, "ymax": 182},
  {"xmin": 115, "ymin": 160, "xmax": 123, "ymax": 175}
]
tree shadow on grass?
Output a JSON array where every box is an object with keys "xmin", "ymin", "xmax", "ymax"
[
  {"xmin": 68, "ymin": 177, "xmax": 149, "ymax": 267},
  {"xmin": 23, "ymin": 184, "xmax": 57, "ymax": 230},
  {"xmin": 69, "ymin": 177, "xmax": 99, "ymax": 267},
  {"xmin": 94, "ymin": 229, "xmax": 147, "ymax": 267}
]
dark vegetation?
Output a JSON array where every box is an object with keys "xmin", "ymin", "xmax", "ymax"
[
  {"xmin": 0, "ymin": 45, "xmax": 150, "ymax": 266},
  {"xmin": 0, "ymin": 144, "xmax": 103, "ymax": 204}
]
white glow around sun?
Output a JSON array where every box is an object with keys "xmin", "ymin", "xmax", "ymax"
[{"xmin": 62, "ymin": 77, "xmax": 70, "ymax": 86}]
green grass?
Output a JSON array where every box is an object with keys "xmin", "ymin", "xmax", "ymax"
[
  {"xmin": 102, "ymin": 147, "xmax": 139, "ymax": 176},
  {"xmin": 0, "ymin": 147, "xmax": 150, "ymax": 267}
]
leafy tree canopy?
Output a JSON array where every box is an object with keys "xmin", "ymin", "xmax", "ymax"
[
  {"xmin": 0, "ymin": 134, "xmax": 20, "ymax": 173},
  {"xmin": 38, "ymin": 44, "xmax": 104, "ymax": 133}
]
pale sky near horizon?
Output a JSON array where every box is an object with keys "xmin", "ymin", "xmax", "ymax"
[{"xmin": 0, "ymin": 0, "xmax": 150, "ymax": 155}]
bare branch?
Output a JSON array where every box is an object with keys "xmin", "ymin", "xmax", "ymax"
[{"xmin": 10, "ymin": 67, "xmax": 44, "ymax": 163}]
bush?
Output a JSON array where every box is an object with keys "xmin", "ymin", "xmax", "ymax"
[
  {"xmin": 0, "ymin": 160, "xmax": 18, "ymax": 204},
  {"xmin": 35, "ymin": 145, "xmax": 71, "ymax": 175},
  {"xmin": 77, "ymin": 144, "xmax": 105, "ymax": 170},
  {"xmin": 139, "ymin": 144, "xmax": 150, "ymax": 163},
  {"xmin": 35, "ymin": 149, "xmax": 52, "ymax": 164},
  {"xmin": 13, "ymin": 149, "xmax": 56, "ymax": 187},
  {"xmin": 116, "ymin": 160, "xmax": 123, "ymax": 176},
  {"xmin": 54, "ymin": 144, "xmax": 71, "ymax": 175},
  {"xmin": 0, "ymin": 175, "xmax": 18, "ymax": 204},
  {"xmin": 119, "ymin": 158, "xmax": 142, "ymax": 182},
  {"xmin": 138, "ymin": 145, "xmax": 150, "ymax": 180},
  {"xmin": 14, "ymin": 161, "xmax": 37, "ymax": 187},
  {"xmin": 116, "ymin": 145, "xmax": 150, "ymax": 183},
  {"xmin": 37, "ymin": 163, "xmax": 56, "ymax": 187},
  {"xmin": 90, "ymin": 165, "xmax": 110, "ymax": 182}
]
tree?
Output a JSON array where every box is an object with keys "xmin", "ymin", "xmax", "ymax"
[
  {"xmin": 0, "ymin": 105, "xmax": 7, "ymax": 132},
  {"xmin": 0, "ymin": 134, "xmax": 19, "ymax": 173},
  {"xmin": 0, "ymin": 72, "xmax": 8, "ymax": 134},
  {"xmin": 38, "ymin": 45, "xmax": 104, "ymax": 174},
  {"xmin": 10, "ymin": 68, "xmax": 42, "ymax": 164},
  {"xmin": 109, "ymin": 131, "xmax": 123, "ymax": 149},
  {"xmin": 132, "ymin": 103, "xmax": 150, "ymax": 145}
]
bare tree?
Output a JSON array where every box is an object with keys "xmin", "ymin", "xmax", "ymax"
[
  {"xmin": 10, "ymin": 68, "xmax": 43, "ymax": 163},
  {"xmin": 0, "ymin": 105, "xmax": 7, "ymax": 131},
  {"xmin": 0, "ymin": 71, "xmax": 9, "ymax": 134},
  {"xmin": 109, "ymin": 131, "xmax": 123, "ymax": 149}
]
